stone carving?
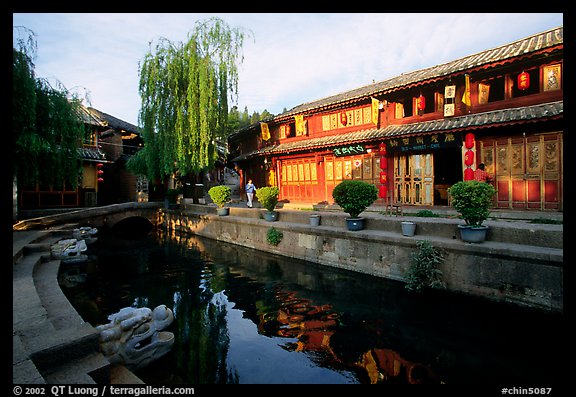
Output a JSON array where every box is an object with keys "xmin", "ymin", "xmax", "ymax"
[
  {"xmin": 96, "ymin": 305, "xmax": 175, "ymax": 371},
  {"xmin": 73, "ymin": 226, "xmax": 98, "ymax": 245},
  {"xmin": 51, "ymin": 238, "xmax": 88, "ymax": 263}
]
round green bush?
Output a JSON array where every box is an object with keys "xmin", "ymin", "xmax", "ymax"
[
  {"xmin": 256, "ymin": 186, "xmax": 279, "ymax": 212},
  {"xmin": 448, "ymin": 181, "xmax": 496, "ymax": 227},
  {"xmin": 332, "ymin": 180, "xmax": 378, "ymax": 219},
  {"xmin": 208, "ymin": 185, "xmax": 231, "ymax": 208}
]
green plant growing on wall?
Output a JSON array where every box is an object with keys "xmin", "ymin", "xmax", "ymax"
[
  {"xmin": 404, "ymin": 240, "xmax": 445, "ymax": 293},
  {"xmin": 266, "ymin": 227, "xmax": 283, "ymax": 246}
]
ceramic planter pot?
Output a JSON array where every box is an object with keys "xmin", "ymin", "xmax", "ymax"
[
  {"xmin": 401, "ymin": 221, "xmax": 416, "ymax": 236},
  {"xmin": 458, "ymin": 224, "xmax": 488, "ymax": 243},
  {"xmin": 216, "ymin": 207, "xmax": 229, "ymax": 216},
  {"xmin": 345, "ymin": 217, "xmax": 365, "ymax": 231},
  {"xmin": 309, "ymin": 215, "xmax": 321, "ymax": 226},
  {"xmin": 264, "ymin": 211, "xmax": 278, "ymax": 222}
]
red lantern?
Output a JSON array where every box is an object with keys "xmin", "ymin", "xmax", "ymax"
[
  {"xmin": 518, "ymin": 71, "xmax": 530, "ymax": 91},
  {"xmin": 380, "ymin": 156, "xmax": 387, "ymax": 170},
  {"xmin": 97, "ymin": 177, "xmax": 104, "ymax": 183},
  {"xmin": 96, "ymin": 163, "xmax": 103, "ymax": 168},
  {"xmin": 464, "ymin": 133, "xmax": 475, "ymax": 149},
  {"xmin": 464, "ymin": 167, "xmax": 474, "ymax": 181},
  {"xmin": 379, "ymin": 142, "xmax": 387, "ymax": 155},
  {"xmin": 378, "ymin": 185, "xmax": 388, "ymax": 199},
  {"xmin": 417, "ymin": 95, "xmax": 426, "ymax": 111},
  {"xmin": 97, "ymin": 170, "xmax": 104, "ymax": 175},
  {"xmin": 464, "ymin": 150, "xmax": 475, "ymax": 166},
  {"xmin": 340, "ymin": 112, "xmax": 348, "ymax": 126},
  {"xmin": 379, "ymin": 172, "xmax": 387, "ymax": 184}
]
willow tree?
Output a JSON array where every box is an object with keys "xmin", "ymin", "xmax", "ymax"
[
  {"xmin": 13, "ymin": 26, "xmax": 86, "ymax": 190},
  {"xmin": 129, "ymin": 17, "xmax": 248, "ymax": 182}
]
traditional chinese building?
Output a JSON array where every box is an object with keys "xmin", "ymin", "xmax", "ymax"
[
  {"xmin": 17, "ymin": 106, "xmax": 144, "ymax": 212},
  {"xmin": 229, "ymin": 26, "xmax": 563, "ymax": 211}
]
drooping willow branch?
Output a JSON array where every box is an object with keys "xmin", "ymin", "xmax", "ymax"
[{"xmin": 131, "ymin": 17, "xmax": 250, "ymax": 181}]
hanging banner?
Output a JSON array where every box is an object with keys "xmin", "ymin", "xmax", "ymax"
[
  {"xmin": 294, "ymin": 115, "xmax": 305, "ymax": 136},
  {"xmin": 462, "ymin": 74, "xmax": 471, "ymax": 107},
  {"xmin": 478, "ymin": 83, "xmax": 490, "ymax": 105},
  {"xmin": 371, "ymin": 98, "xmax": 379, "ymax": 125},
  {"xmin": 260, "ymin": 122, "xmax": 270, "ymax": 141}
]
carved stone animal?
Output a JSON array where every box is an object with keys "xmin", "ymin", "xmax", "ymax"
[{"xmin": 96, "ymin": 304, "xmax": 175, "ymax": 371}]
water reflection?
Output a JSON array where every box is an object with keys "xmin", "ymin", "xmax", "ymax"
[{"xmin": 59, "ymin": 229, "xmax": 562, "ymax": 385}]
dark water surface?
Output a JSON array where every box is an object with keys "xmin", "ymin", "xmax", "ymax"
[{"xmin": 59, "ymin": 229, "xmax": 563, "ymax": 385}]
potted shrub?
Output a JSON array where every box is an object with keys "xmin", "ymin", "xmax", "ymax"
[
  {"xmin": 208, "ymin": 185, "xmax": 231, "ymax": 216},
  {"xmin": 448, "ymin": 180, "xmax": 497, "ymax": 243},
  {"xmin": 332, "ymin": 180, "xmax": 378, "ymax": 231},
  {"xmin": 256, "ymin": 186, "xmax": 280, "ymax": 221}
]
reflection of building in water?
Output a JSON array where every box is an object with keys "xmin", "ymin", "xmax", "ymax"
[
  {"xmin": 260, "ymin": 287, "xmax": 440, "ymax": 384},
  {"xmin": 359, "ymin": 348, "xmax": 438, "ymax": 384}
]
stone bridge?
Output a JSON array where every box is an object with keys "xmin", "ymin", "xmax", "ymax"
[{"xmin": 13, "ymin": 202, "xmax": 163, "ymax": 232}]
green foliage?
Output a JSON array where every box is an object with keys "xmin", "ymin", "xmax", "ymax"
[
  {"xmin": 448, "ymin": 181, "xmax": 496, "ymax": 227},
  {"xmin": 332, "ymin": 180, "xmax": 378, "ymax": 218},
  {"xmin": 404, "ymin": 240, "xmax": 445, "ymax": 293},
  {"xmin": 530, "ymin": 218, "xmax": 562, "ymax": 225},
  {"xmin": 415, "ymin": 209, "xmax": 440, "ymax": 217},
  {"xmin": 266, "ymin": 227, "xmax": 283, "ymax": 246},
  {"xmin": 208, "ymin": 185, "xmax": 231, "ymax": 208},
  {"xmin": 133, "ymin": 17, "xmax": 250, "ymax": 181},
  {"xmin": 13, "ymin": 27, "xmax": 86, "ymax": 188},
  {"xmin": 256, "ymin": 186, "xmax": 279, "ymax": 212}
]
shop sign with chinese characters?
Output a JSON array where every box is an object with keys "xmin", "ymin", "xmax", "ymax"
[
  {"xmin": 332, "ymin": 144, "xmax": 367, "ymax": 157},
  {"xmin": 387, "ymin": 133, "xmax": 461, "ymax": 152}
]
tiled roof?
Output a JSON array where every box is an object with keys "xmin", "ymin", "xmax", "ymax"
[
  {"xmin": 78, "ymin": 147, "xmax": 109, "ymax": 162},
  {"xmin": 87, "ymin": 107, "xmax": 140, "ymax": 134},
  {"xmin": 75, "ymin": 105, "xmax": 107, "ymax": 127},
  {"xmin": 278, "ymin": 26, "xmax": 563, "ymax": 119},
  {"xmin": 232, "ymin": 100, "xmax": 562, "ymax": 161}
]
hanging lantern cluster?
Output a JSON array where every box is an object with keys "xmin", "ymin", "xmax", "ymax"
[
  {"xmin": 379, "ymin": 142, "xmax": 388, "ymax": 198},
  {"xmin": 517, "ymin": 71, "xmax": 530, "ymax": 91},
  {"xmin": 97, "ymin": 163, "xmax": 104, "ymax": 183},
  {"xmin": 463, "ymin": 133, "xmax": 475, "ymax": 181}
]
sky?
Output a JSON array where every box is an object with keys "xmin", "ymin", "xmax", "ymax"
[{"xmin": 12, "ymin": 13, "xmax": 563, "ymax": 127}]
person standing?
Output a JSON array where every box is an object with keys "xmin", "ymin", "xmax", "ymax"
[
  {"xmin": 245, "ymin": 179, "xmax": 256, "ymax": 207},
  {"xmin": 474, "ymin": 163, "xmax": 492, "ymax": 183}
]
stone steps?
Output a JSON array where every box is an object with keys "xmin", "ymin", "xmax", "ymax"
[{"xmin": 12, "ymin": 230, "xmax": 145, "ymax": 384}]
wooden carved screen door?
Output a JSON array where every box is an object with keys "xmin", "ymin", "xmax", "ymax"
[
  {"xmin": 393, "ymin": 153, "xmax": 434, "ymax": 205},
  {"xmin": 480, "ymin": 133, "xmax": 562, "ymax": 210}
]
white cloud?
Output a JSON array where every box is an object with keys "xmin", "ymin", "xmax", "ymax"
[{"xmin": 12, "ymin": 12, "xmax": 563, "ymax": 125}]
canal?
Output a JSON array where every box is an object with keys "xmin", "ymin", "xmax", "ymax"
[{"xmin": 58, "ymin": 228, "xmax": 562, "ymax": 385}]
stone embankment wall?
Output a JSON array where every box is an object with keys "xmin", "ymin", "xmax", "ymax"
[{"xmin": 160, "ymin": 205, "xmax": 563, "ymax": 313}]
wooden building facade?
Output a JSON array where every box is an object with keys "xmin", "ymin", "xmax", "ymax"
[
  {"xmin": 18, "ymin": 106, "xmax": 144, "ymax": 210},
  {"xmin": 229, "ymin": 26, "xmax": 563, "ymax": 211}
]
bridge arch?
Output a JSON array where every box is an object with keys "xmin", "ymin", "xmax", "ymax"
[
  {"xmin": 13, "ymin": 202, "xmax": 162, "ymax": 232},
  {"xmin": 109, "ymin": 216, "xmax": 155, "ymax": 239}
]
